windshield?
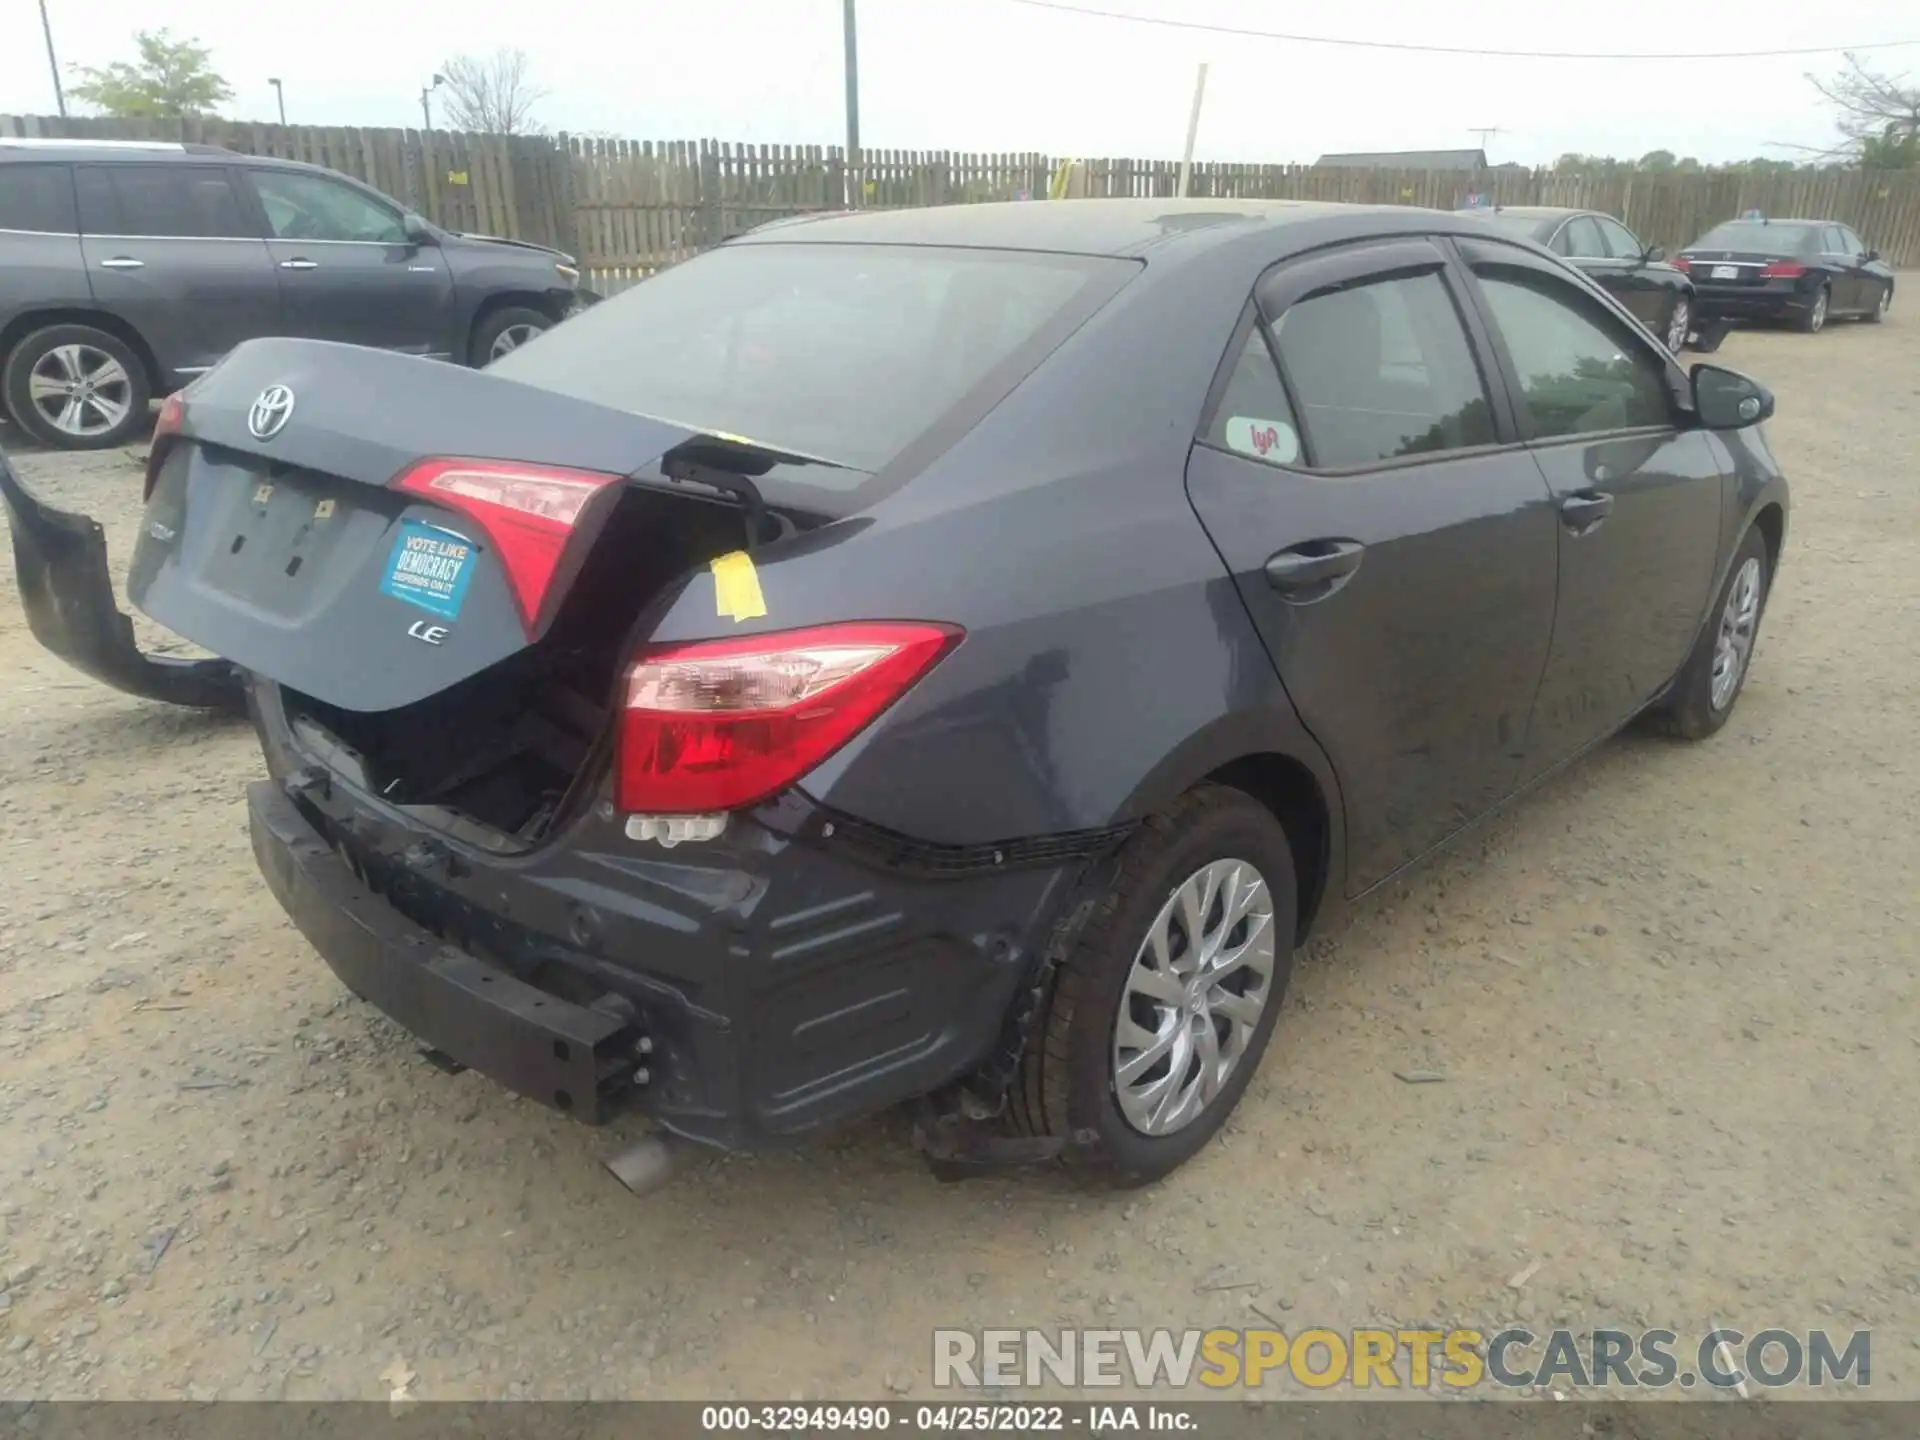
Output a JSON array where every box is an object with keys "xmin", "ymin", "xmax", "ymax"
[
  {"xmin": 1690, "ymin": 221, "xmax": 1819, "ymax": 253},
  {"xmin": 487, "ymin": 242, "xmax": 1135, "ymax": 478}
]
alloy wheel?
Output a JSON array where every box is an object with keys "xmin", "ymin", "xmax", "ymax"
[
  {"xmin": 1709, "ymin": 557, "xmax": 1763, "ymax": 712},
  {"xmin": 1809, "ymin": 290, "xmax": 1828, "ymax": 333},
  {"xmin": 27, "ymin": 344, "xmax": 133, "ymax": 438},
  {"xmin": 1666, "ymin": 299, "xmax": 1691, "ymax": 355},
  {"xmin": 1112, "ymin": 857, "xmax": 1277, "ymax": 1137},
  {"xmin": 489, "ymin": 323, "xmax": 545, "ymax": 361}
]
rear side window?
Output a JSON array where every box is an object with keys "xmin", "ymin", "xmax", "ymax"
[
  {"xmin": 0, "ymin": 163, "xmax": 76, "ymax": 234},
  {"xmin": 1267, "ymin": 270, "xmax": 1495, "ymax": 468},
  {"xmin": 1473, "ymin": 267, "xmax": 1671, "ymax": 439},
  {"xmin": 75, "ymin": 164, "xmax": 253, "ymax": 239},
  {"xmin": 486, "ymin": 242, "xmax": 1134, "ymax": 479},
  {"xmin": 1203, "ymin": 328, "xmax": 1304, "ymax": 466},
  {"xmin": 1822, "ymin": 225, "xmax": 1847, "ymax": 254}
]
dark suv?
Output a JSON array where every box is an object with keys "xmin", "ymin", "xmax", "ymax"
[{"xmin": 0, "ymin": 138, "xmax": 582, "ymax": 449}]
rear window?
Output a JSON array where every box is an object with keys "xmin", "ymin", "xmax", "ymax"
[
  {"xmin": 0, "ymin": 163, "xmax": 76, "ymax": 234},
  {"xmin": 486, "ymin": 242, "xmax": 1134, "ymax": 478},
  {"xmin": 1690, "ymin": 221, "xmax": 1819, "ymax": 255}
]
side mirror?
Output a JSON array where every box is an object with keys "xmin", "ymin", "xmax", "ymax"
[
  {"xmin": 1691, "ymin": 363, "xmax": 1773, "ymax": 430},
  {"xmin": 1644, "ymin": 244, "xmax": 1666, "ymax": 263},
  {"xmin": 402, "ymin": 213, "xmax": 435, "ymax": 246},
  {"xmin": 1865, "ymin": 247, "xmax": 1880, "ymax": 262}
]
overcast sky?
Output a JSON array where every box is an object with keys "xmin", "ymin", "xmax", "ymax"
[{"xmin": 6, "ymin": 0, "xmax": 1914, "ymax": 166}]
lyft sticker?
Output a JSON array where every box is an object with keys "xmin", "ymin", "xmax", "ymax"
[{"xmin": 1225, "ymin": 416, "xmax": 1301, "ymax": 465}]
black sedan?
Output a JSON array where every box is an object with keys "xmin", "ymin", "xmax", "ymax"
[
  {"xmin": 1, "ymin": 200, "xmax": 1789, "ymax": 1186},
  {"xmin": 1458, "ymin": 206, "xmax": 1697, "ymax": 354},
  {"xmin": 1674, "ymin": 217, "xmax": 1895, "ymax": 333}
]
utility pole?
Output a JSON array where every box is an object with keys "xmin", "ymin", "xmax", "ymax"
[
  {"xmin": 269, "ymin": 77, "xmax": 286, "ymax": 125},
  {"xmin": 842, "ymin": 0, "xmax": 861, "ymax": 206},
  {"xmin": 420, "ymin": 73, "xmax": 444, "ymax": 133},
  {"xmin": 38, "ymin": 0, "xmax": 67, "ymax": 118},
  {"xmin": 1175, "ymin": 63, "xmax": 1209, "ymax": 198},
  {"xmin": 1469, "ymin": 126, "xmax": 1504, "ymax": 158}
]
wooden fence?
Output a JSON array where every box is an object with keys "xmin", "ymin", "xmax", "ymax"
[{"xmin": 8, "ymin": 114, "xmax": 1920, "ymax": 292}]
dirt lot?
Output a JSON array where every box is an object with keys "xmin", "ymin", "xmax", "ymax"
[{"xmin": 1, "ymin": 311, "xmax": 1917, "ymax": 1404}]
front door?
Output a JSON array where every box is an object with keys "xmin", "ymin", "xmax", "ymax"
[
  {"xmin": 1453, "ymin": 237, "xmax": 1726, "ymax": 767},
  {"xmin": 1591, "ymin": 215, "xmax": 1668, "ymax": 331},
  {"xmin": 240, "ymin": 168, "xmax": 455, "ymax": 356},
  {"xmin": 73, "ymin": 162, "xmax": 280, "ymax": 381},
  {"xmin": 1184, "ymin": 238, "xmax": 1560, "ymax": 894}
]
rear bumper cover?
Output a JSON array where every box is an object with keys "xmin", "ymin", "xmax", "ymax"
[
  {"xmin": 1690, "ymin": 286, "xmax": 1813, "ymax": 322},
  {"xmin": 0, "ymin": 449, "xmax": 244, "ymax": 710},
  {"xmin": 246, "ymin": 692, "xmax": 1086, "ymax": 1150}
]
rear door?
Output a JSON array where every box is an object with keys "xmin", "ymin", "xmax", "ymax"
[
  {"xmin": 0, "ymin": 162, "xmax": 89, "ymax": 320},
  {"xmin": 74, "ymin": 162, "xmax": 279, "ymax": 381},
  {"xmin": 1454, "ymin": 237, "xmax": 1724, "ymax": 770},
  {"xmin": 240, "ymin": 167, "xmax": 455, "ymax": 356},
  {"xmin": 1184, "ymin": 238, "xmax": 1559, "ymax": 894}
]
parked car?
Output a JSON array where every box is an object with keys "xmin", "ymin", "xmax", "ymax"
[
  {"xmin": 0, "ymin": 199, "xmax": 1789, "ymax": 1186},
  {"xmin": 0, "ymin": 138, "xmax": 582, "ymax": 450},
  {"xmin": 1673, "ymin": 216, "xmax": 1895, "ymax": 333},
  {"xmin": 1456, "ymin": 205, "xmax": 1702, "ymax": 355}
]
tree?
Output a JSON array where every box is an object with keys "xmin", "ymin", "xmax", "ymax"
[
  {"xmin": 438, "ymin": 48, "xmax": 547, "ymax": 136},
  {"xmin": 1809, "ymin": 52, "xmax": 1920, "ymax": 167},
  {"xmin": 68, "ymin": 30, "xmax": 233, "ymax": 118}
]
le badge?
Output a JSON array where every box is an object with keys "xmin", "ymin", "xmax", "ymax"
[{"xmin": 407, "ymin": 620, "xmax": 450, "ymax": 646}]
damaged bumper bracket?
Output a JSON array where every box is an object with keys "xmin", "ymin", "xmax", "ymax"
[{"xmin": 0, "ymin": 449, "xmax": 244, "ymax": 711}]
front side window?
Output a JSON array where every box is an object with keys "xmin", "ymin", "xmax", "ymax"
[
  {"xmin": 1474, "ymin": 267, "xmax": 1672, "ymax": 440},
  {"xmin": 1268, "ymin": 269, "xmax": 1495, "ymax": 468},
  {"xmin": 1594, "ymin": 217, "xmax": 1643, "ymax": 259},
  {"xmin": 1822, "ymin": 225, "xmax": 1847, "ymax": 255},
  {"xmin": 75, "ymin": 164, "xmax": 252, "ymax": 239},
  {"xmin": 0, "ymin": 164, "xmax": 76, "ymax": 234},
  {"xmin": 1841, "ymin": 227, "xmax": 1867, "ymax": 254},
  {"xmin": 248, "ymin": 170, "xmax": 407, "ymax": 244}
]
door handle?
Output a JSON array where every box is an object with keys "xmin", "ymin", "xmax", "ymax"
[
  {"xmin": 1264, "ymin": 539, "xmax": 1365, "ymax": 595},
  {"xmin": 98, "ymin": 256, "xmax": 144, "ymax": 270},
  {"xmin": 279, "ymin": 258, "xmax": 319, "ymax": 270},
  {"xmin": 1560, "ymin": 491, "xmax": 1615, "ymax": 532}
]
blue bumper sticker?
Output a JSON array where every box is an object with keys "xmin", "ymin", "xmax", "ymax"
[{"xmin": 381, "ymin": 519, "xmax": 476, "ymax": 620}]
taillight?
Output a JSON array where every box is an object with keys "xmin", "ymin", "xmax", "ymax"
[
  {"xmin": 1761, "ymin": 260, "xmax": 1807, "ymax": 279},
  {"xmin": 392, "ymin": 457, "xmax": 620, "ymax": 632},
  {"xmin": 617, "ymin": 621, "xmax": 963, "ymax": 814},
  {"xmin": 1669, "ymin": 256, "xmax": 1691, "ymax": 273},
  {"xmin": 143, "ymin": 390, "xmax": 187, "ymax": 501}
]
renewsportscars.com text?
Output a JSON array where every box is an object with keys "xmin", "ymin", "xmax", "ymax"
[{"xmin": 933, "ymin": 1327, "xmax": 1870, "ymax": 1391}]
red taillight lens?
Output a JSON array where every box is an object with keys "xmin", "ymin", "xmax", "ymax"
[
  {"xmin": 1669, "ymin": 255, "xmax": 1691, "ymax": 273},
  {"xmin": 617, "ymin": 621, "xmax": 964, "ymax": 814},
  {"xmin": 143, "ymin": 390, "xmax": 187, "ymax": 501},
  {"xmin": 1761, "ymin": 260, "xmax": 1806, "ymax": 279},
  {"xmin": 392, "ymin": 457, "xmax": 620, "ymax": 632}
]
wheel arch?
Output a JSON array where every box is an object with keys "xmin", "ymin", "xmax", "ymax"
[{"xmin": 465, "ymin": 291, "xmax": 569, "ymax": 363}]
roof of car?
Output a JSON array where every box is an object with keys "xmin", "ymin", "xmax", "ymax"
[
  {"xmin": 732, "ymin": 197, "xmax": 1495, "ymax": 260},
  {"xmin": 1465, "ymin": 206, "xmax": 1582, "ymax": 220},
  {"xmin": 0, "ymin": 138, "xmax": 320, "ymax": 168}
]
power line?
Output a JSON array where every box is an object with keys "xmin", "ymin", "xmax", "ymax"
[{"xmin": 1008, "ymin": 0, "xmax": 1919, "ymax": 61}]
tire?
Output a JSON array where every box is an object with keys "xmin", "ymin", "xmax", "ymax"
[
  {"xmin": 1, "ymin": 323, "xmax": 151, "ymax": 450},
  {"xmin": 1007, "ymin": 784, "xmax": 1298, "ymax": 1187},
  {"xmin": 1646, "ymin": 525, "xmax": 1770, "ymax": 741},
  {"xmin": 469, "ymin": 305, "xmax": 554, "ymax": 367},
  {"xmin": 1795, "ymin": 285, "xmax": 1829, "ymax": 334},
  {"xmin": 1664, "ymin": 296, "xmax": 1691, "ymax": 355},
  {"xmin": 1867, "ymin": 284, "xmax": 1891, "ymax": 323}
]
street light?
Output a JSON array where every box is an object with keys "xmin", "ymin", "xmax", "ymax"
[
  {"xmin": 420, "ymin": 72, "xmax": 445, "ymax": 133},
  {"xmin": 268, "ymin": 77, "xmax": 286, "ymax": 125},
  {"xmin": 38, "ymin": 0, "xmax": 66, "ymax": 118}
]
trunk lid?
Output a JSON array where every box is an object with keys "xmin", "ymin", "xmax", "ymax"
[{"xmin": 130, "ymin": 338, "xmax": 711, "ymax": 713}]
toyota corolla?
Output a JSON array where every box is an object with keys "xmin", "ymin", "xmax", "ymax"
[{"xmin": 0, "ymin": 199, "xmax": 1788, "ymax": 1186}]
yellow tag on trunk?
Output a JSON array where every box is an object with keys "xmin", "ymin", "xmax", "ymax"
[{"xmin": 710, "ymin": 550, "xmax": 766, "ymax": 623}]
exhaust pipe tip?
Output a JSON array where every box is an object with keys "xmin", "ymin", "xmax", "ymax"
[{"xmin": 602, "ymin": 1133, "xmax": 681, "ymax": 1198}]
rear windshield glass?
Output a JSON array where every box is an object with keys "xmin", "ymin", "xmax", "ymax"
[
  {"xmin": 486, "ymin": 242, "xmax": 1134, "ymax": 478},
  {"xmin": 1465, "ymin": 211, "xmax": 1547, "ymax": 242},
  {"xmin": 1691, "ymin": 221, "xmax": 1819, "ymax": 253}
]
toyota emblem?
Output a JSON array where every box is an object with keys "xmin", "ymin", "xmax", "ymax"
[{"xmin": 247, "ymin": 384, "xmax": 296, "ymax": 440}]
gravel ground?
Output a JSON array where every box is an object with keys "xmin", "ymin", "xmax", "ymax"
[{"xmin": 1, "ymin": 313, "xmax": 1916, "ymax": 1404}]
